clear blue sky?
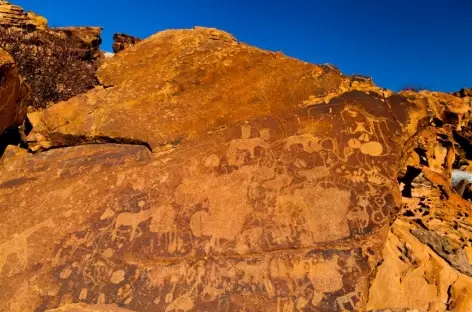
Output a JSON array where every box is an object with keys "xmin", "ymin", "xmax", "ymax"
[{"xmin": 14, "ymin": 0, "xmax": 472, "ymax": 92}]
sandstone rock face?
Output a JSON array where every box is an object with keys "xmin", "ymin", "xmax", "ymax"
[
  {"xmin": 53, "ymin": 26, "xmax": 103, "ymax": 58},
  {"xmin": 26, "ymin": 27, "xmax": 353, "ymax": 152},
  {"xmin": 453, "ymin": 88, "xmax": 472, "ymax": 98},
  {"xmin": 0, "ymin": 0, "xmax": 47, "ymax": 29},
  {"xmin": 0, "ymin": 48, "xmax": 25, "ymax": 133},
  {"xmin": 0, "ymin": 48, "xmax": 28, "ymax": 152},
  {"xmin": 45, "ymin": 303, "xmax": 135, "ymax": 312},
  {"xmin": 1, "ymin": 26, "xmax": 472, "ymax": 312},
  {"xmin": 0, "ymin": 1, "xmax": 102, "ymax": 109},
  {"xmin": 2, "ymin": 85, "xmax": 412, "ymax": 311},
  {"xmin": 368, "ymin": 92, "xmax": 472, "ymax": 311},
  {"xmin": 112, "ymin": 33, "xmax": 141, "ymax": 53}
]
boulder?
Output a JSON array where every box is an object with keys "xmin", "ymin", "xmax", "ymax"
[
  {"xmin": 453, "ymin": 88, "xmax": 472, "ymax": 98},
  {"xmin": 112, "ymin": 33, "xmax": 141, "ymax": 53},
  {"xmin": 25, "ymin": 27, "xmax": 356, "ymax": 152},
  {"xmin": 53, "ymin": 26, "xmax": 103, "ymax": 58},
  {"xmin": 0, "ymin": 26, "xmax": 418, "ymax": 311},
  {"xmin": 0, "ymin": 48, "xmax": 25, "ymax": 133},
  {"xmin": 0, "ymin": 48, "xmax": 28, "ymax": 153},
  {"xmin": 1, "ymin": 26, "xmax": 472, "ymax": 312},
  {"xmin": 0, "ymin": 93, "xmax": 406, "ymax": 311}
]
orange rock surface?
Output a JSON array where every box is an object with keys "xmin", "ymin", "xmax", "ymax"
[
  {"xmin": 0, "ymin": 25, "xmax": 471, "ymax": 312},
  {"xmin": 0, "ymin": 48, "xmax": 28, "ymax": 149},
  {"xmin": 0, "ymin": 0, "xmax": 47, "ymax": 29}
]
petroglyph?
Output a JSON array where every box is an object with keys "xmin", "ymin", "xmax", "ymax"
[
  {"xmin": 1, "ymin": 21, "xmax": 469, "ymax": 311},
  {"xmin": 1, "ymin": 109, "xmax": 399, "ymax": 310},
  {"xmin": 276, "ymin": 186, "xmax": 351, "ymax": 243},
  {"xmin": 165, "ymin": 294, "xmax": 194, "ymax": 312},
  {"xmin": 100, "ymin": 208, "xmax": 115, "ymax": 220},
  {"xmin": 226, "ymin": 125, "xmax": 271, "ymax": 166},
  {"xmin": 79, "ymin": 288, "xmax": 88, "ymax": 300},
  {"xmin": 97, "ymin": 293, "xmax": 106, "ymax": 304},
  {"xmin": 296, "ymin": 166, "xmax": 331, "ymax": 182},
  {"xmin": 121, "ymin": 250, "xmax": 365, "ymax": 311},
  {"xmin": 336, "ymin": 292, "xmax": 358, "ymax": 311},
  {"xmin": 0, "ymin": 86, "xmax": 407, "ymax": 311},
  {"xmin": 308, "ymin": 259, "xmax": 344, "ymax": 305},
  {"xmin": 185, "ymin": 168, "xmax": 254, "ymax": 241},
  {"xmin": 112, "ymin": 208, "xmax": 154, "ymax": 241},
  {"xmin": 110, "ymin": 270, "xmax": 126, "ymax": 284},
  {"xmin": 340, "ymin": 104, "xmax": 395, "ymax": 158},
  {"xmin": 0, "ymin": 219, "xmax": 55, "ymax": 275},
  {"xmin": 149, "ymin": 205, "xmax": 177, "ymax": 234},
  {"xmin": 347, "ymin": 194, "xmax": 372, "ymax": 233},
  {"xmin": 204, "ymin": 154, "xmax": 220, "ymax": 168},
  {"xmin": 349, "ymin": 138, "xmax": 384, "ymax": 156},
  {"xmin": 284, "ymin": 134, "xmax": 323, "ymax": 153}
]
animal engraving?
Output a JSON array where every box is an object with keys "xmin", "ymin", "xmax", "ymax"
[
  {"xmin": 336, "ymin": 292, "xmax": 357, "ymax": 311},
  {"xmin": 112, "ymin": 207, "xmax": 153, "ymax": 241}
]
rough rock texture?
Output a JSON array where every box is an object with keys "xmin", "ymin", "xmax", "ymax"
[
  {"xmin": 25, "ymin": 27, "xmax": 369, "ymax": 152},
  {"xmin": 367, "ymin": 91, "xmax": 472, "ymax": 311},
  {"xmin": 112, "ymin": 33, "xmax": 141, "ymax": 53},
  {"xmin": 1, "ymin": 26, "xmax": 472, "ymax": 312},
  {"xmin": 52, "ymin": 27, "xmax": 103, "ymax": 58},
  {"xmin": 0, "ymin": 0, "xmax": 47, "ymax": 29},
  {"xmin": 453, "ymin": 88, "xmax": 472, "ymax": 98},
  {"xmin": 0, "ymin": 1, "xmax": 102, "ymax": 109},
  {"xmin": 0, "ymin": 48, "xmax": 27, "ymax": 134},
  {"xmin": 2, "ymin": 88, "xmax": 408, "ymax": 310},
  {"xmin": 46, "ymin": 303, "xmax": 135, "ymax": 312},
  {"xmin": 0, "ymin": 47, "xmax": 28, "ymax": 154}
]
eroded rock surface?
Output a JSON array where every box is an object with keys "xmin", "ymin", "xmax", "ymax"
[
  {"xmin": 368, "ymin": 92, "xmax": 472, "ymax": 312},
  {"xmin": 0, "ymin": 1, "xmax": 102, "ymax": 109},
  {"xmin": 1, "ymin": 26, "xmax": 472, "ymax": 312},
  {"xmin": 112, "ymin": 33, "xmax": 141, "ymax": 53},
  {"xmin": 1, "ymin": 85, "xmax": 412, "ymax": 310},
  {"xmin": 0, "ymin": 0, "xmax": 47, "ymax": 29},
  {"xmin": 453, "ymin": 88, "xmax": 472, "ymax": 98},
  {"xmin": 26, "ymin": 27, "xmax": 352, "ymax": 152},
  {"xmin": 0, "ymin": 47, "xmax": 28, "ymax": 154},
  {"xmin": 45, "ymin": 303, "xmax": 135, "ymax": 312},
  {"xmin": 0, "ymin": 48, "xmax": 26, "ymax": 134}
]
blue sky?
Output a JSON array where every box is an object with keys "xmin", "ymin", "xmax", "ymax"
[{"xmin": 14, "ymin": 0, "xmax": 472, "ymax": 92}]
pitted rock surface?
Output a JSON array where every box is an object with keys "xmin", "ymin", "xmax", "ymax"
[
  {"xmin": 1, "ymin": 26, "xmax": 472, "ymax": 312},
  {"xmin": 368, "ymin": 94, "xmax": 472, "ymax": 311}
]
